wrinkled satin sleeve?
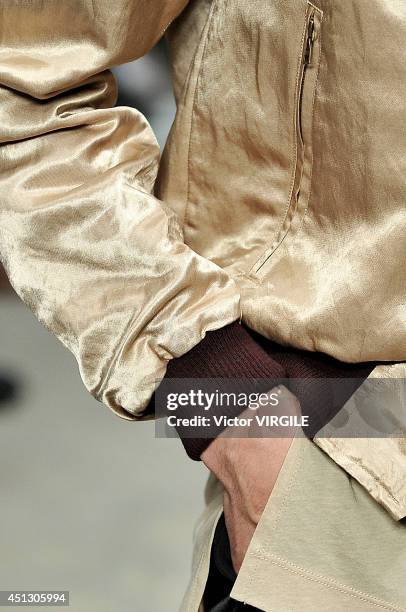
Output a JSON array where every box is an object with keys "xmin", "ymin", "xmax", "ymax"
[{"xmin": 0, "ymin": 0, "xmax": 241, "ymax": 418}]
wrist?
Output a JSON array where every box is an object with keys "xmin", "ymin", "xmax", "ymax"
[
  {"xmin": 201, "ymin": 435, "xmax": 229, "ymax": 475},
  {"xmin": 201, "ymin": 434, "xmax": 237, "ymax": 490},
  {"xmin": 164, "ymin": 322, "xmax": 287, "ymax": 461}
]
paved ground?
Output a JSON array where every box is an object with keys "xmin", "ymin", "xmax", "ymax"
[{"xmin": 0, "ymin": 294, "xmax": 208, "ymax": 612}]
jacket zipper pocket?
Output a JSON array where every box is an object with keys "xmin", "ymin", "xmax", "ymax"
[
  {"xmin": 252, "ymin": 3, "xmax": 322, "ymax": 276},
  {"xmin": 290, "ymin": 4, "xmax": 322, "ymax": 237},
  {"xmin": 288, "ymin": 3, "xmax": 321, "ymax": 228},
  {"xmin": 298, "ymin": 7, "xmax": 320, "ymax": 147}
]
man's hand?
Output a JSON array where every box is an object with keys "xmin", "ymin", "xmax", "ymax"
[{"xmin": 201, "ymin": 387, "xmax": 298, "ymax": 573}]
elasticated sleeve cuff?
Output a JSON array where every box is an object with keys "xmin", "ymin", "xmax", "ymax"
[{"xmin": 163, "ymin": 322, "xmax": 286, "ymax": 460}]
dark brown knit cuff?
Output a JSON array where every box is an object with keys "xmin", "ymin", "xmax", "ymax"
[
  {"xmin": 163, "ymin": 322, "xmax": 286, "ymax": 460},
  {"xmin": 247, "ymin": 328, "xmax": 376, "ymax": 437}
]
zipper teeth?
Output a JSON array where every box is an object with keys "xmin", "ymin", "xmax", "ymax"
[
  {"xmin": 298, "ymin": 10, "xmax": 316, "ymax": 145},
  {"xmin": 304, "ymin": 13, "xmax": 315, "ymax": 67}
]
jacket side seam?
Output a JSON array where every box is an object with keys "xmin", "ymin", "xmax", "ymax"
[{"xmin": 184, "ymin": 0, "xmax": 219, "ymax": 229}]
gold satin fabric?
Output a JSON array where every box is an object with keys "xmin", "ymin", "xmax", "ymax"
[
  {"xmin": 0, "ymin": 0, "xmax": 241, "ymax": 417},
  {"xmin": 0, "ymin": 1, "xmax": 405, "ymax": 515},
  {"xmin": 161, "ymin": 0, "xmax": 406, "ymax": 363}
]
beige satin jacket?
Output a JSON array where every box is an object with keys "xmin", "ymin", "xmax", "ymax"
[{"xmin": 0, "ymin": 1, "xmax": 405, "ymax": 517}]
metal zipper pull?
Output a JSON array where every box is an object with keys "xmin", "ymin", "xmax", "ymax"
[{"xmin": 304, "ymin": 13, "xmax": 315, "ymax": 67}]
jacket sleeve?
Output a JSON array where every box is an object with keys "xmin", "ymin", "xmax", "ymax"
[{"xmin": 0, "ymin": 0, "xmax": 241, "ymax": 418}]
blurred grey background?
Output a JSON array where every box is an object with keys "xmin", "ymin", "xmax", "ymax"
[{"xmin": 0, "ymin": 43, "xmax": 208, "ymax": 612}]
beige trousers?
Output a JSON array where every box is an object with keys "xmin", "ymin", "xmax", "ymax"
[{"xmin": 181, "ymin": 438, "xmax": 406, "ymax": 612}]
